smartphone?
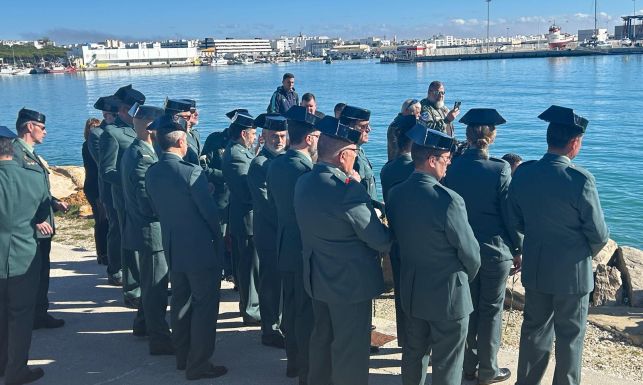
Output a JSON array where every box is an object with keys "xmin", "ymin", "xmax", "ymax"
[{"xmin": 453, "ymin": 101, "xmax": 462, "ymax": 110}]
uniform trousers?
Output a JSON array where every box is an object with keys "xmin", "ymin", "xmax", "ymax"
[
  {"xmin": 0, "ymin": 254, "xmax": 41, "ymax": 383},
  {"xmin": 402, "ymin": 314, "xmax": 468, "ymax": 385},
  {"xmin": 139, "ymin": 249, "xmax": 171, "ymax": 349},
  {"xmin": 256, "ymin": 246, "xmax": 281, "ymax": 339},
  {"xmin": 463, "ymin": 259, "xmax": 512, "ymax": 381},
  {"xmin": 103, "ymin": 203, "xmax": 122, "ymax": 276},
  {"xmin": 33, "ymin": 238, "xmax": 52, "ymax": 321},
  {"xmin": 516, "ymin": 290, "xmax": 589, "ymax": 385},
  {"xmin": 308, "ymin": 299, "xmax": 372, "ymax": 385},
  {"xmin": 115, "ymin": 207, "xmax": 141, "ymax": 301},
  {"xmin": 234, "ymin": 235, "xmax": 261, "ymax": 322},
  {"xmin": 389, "ymin": 242, "xmax": 405, "ymax": 347},
  {"xmin": 282, "ymin": 270, "xmax": 314, "ymax": 384},
  {"xmin": 88, "ymin": 196, "xmax": 108, "ymax": 259}
]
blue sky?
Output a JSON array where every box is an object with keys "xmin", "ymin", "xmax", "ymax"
[{"xmin": 2, "ymin": 0, "xmax": 640, "ymax": 43}]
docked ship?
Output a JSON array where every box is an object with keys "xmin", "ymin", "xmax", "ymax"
[{"xmin": 547, "ymin": 24, "xmax": 575, "ymax": 49}]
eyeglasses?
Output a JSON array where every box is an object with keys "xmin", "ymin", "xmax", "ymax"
[
  {"xmin": 429, "ymin": 91, "xmax": 445, "ymax": 96},
  {"xmin": 32, "ymin": 122, "xmax": 46, "ymax": 130},
  {"xmin": 356, "ymin": 123, "xmax": 371, "ymax": 132},
  {"xmin": 308, "ymin": 133, "xmax": 320, "ymax": 139},
  {"xmin": 436, "ymin": 153, "xmax": 452, "ymax": 163}
]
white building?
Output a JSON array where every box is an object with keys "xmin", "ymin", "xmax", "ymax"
[
  {"xmin": 68, "ymin": 41, "xmax": 199, "ymax": 68},
  {"xmin": 271, "ymin": 39, "xmax": 288, "ymax": 53},
  {"xmin": 207, "ymin": 38, "xmax": 272, "ymax": 57}
]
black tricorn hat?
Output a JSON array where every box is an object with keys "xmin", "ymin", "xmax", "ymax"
[
  {"xmin": 93, "ymin": 96, "xmax": 121, "ymax": 113},
  {"xmin": 114, "ymin": 84, "xmax": 146, "ymax": 106},
  {"xmin": 395, "ymin": 114, "xmax": 418, "ymax": 135},
  {"xmin": 538, "ymin": 105, "xmax": 588, "ymax": 133},
  {"xmin": 149, "ymin": 114, "xmax": 186, "ymax": 133},
  {"xmin": 316, "ymin": 116, "xmax": 362, "ymax": 144},
  {"xmin": 128, "ymin": 103, "xmax": 165, "ymax": 121},
  {"xmin": 17, "ymin": 108, "xmax": 46, "ymax": 126},
  {"xmin": 0, "ymin": 125, "xmax": 17, "ymax": 139},
  {"xmin": 226, "ymin": 108, "xmax": 250, "ymax": 120},
  {"xmin": 340, "ymin": 105, "xmax": 371, "ymax": 122},
  {"xmin": 232, "ymin": 112, "xmax": 255, "ymax": 129},
  {"xmin": 255, "ymin": 113, "xmax": 287, "ymax": 131},
  {"xmin": 459, "ymin": 108, "xmax": 506, "ymax": 126},
  {"xmin": 284, "ymin": 105, "xmax": 323, "ymax": 126},
  {"xmin": 164, "ymin": 98, "xmax": 193, "ymax": 114},
  {"xmin": 406, "ymin": 123, "xmax": 456, "ymax": 151}
]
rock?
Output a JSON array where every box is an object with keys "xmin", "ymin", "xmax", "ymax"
[
  {"xmin": 588, "ymin": 305, "xmax": 643, "ymax": 346},
  {"xmin": 505, "ymin": 272, "xmax": 525, "ymax": 311},
  {"xmin": 615, "ymin": 246, "xmax": 643, "ymax": 307},
  {"xmin": 48, "ymin": 168, "xmax": 79, "ymax": 199},
  {"xmin": 593, "ymin": 264, "xmax": 623, "ymax": 306},
  {"xmin": 593, "ymin": 238, "xmax": 618, "ymax": 271},
  {"xmin": 50, "ymin": 166, "xmax": 85, "ymax": 189}
]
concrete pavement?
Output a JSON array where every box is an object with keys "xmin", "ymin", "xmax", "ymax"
[{"xmin": 18, "ymin": 242, "xmax": 640, "ymax": 384}]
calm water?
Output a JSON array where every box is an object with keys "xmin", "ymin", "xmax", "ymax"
[{"xmin": 1, "ymin": 56, "xmax": 641, "ymax": 248}]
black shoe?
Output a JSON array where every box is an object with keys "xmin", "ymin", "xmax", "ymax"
[
  {"xmin": 150, "ymin": 344, "xmax": 175, "ymax": 356},
  {"xmin": 186, "ymin": 364, "xmax": 227, "ymax": 380},
  {"xmin": 123, "ymin": 296, "xmax": 141, "ymax": 309},
  {"xmin": 369, "ymin": 344, "xmax": 380, "ymax": 354},
  {"xmin": 286, "ymin": 365, "xmax": 298, "ymax": 378},
  {"xmin": 97, "ymin": 255, "xmax": 108, "ymax": 265},
  {"xmin": 479, "ymin": 368, "xmax": 511, "ymax": 385},
  {"xmin": 6, "ymin": 367, "xmax": 44, "ymax": 385},
  {"xmin": 176, "ymin": 359, "xmax": 187, "ymax": 371},
  {"xmin": 242, "ymin": 317, "xmax": 261, "ymax": 327},
  {"xmin": 107, "ymin": 273, "xmax": 122, "ymax": 286},
  {"xmin": 33, "ymin": 314, "xmax": 65, "ymax": 330},
  {"xmin": 261, "ymin": 335, "xmax": 285, "ymax": 349},
  {"xmin": 370, "ymin": 324, "xmax": 376, "ymax": 331},
  {"xmin": 464, "ymin": 370, "xmax": 478, "ymax": 381}
]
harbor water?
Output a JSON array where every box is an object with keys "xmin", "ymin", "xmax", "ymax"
[{"xmin": 1, "ymin": 56, "xmax": 641, "ymax": 248}]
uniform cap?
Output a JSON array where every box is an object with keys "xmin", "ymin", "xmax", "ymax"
[
  {"xmin": 149, "ymin": 114, "xmax": 186, "ymax": 133},
  {"xmin": 164, "ymin": 98, "xmax": 193, "ymax": 114},
  {"xmin": 406, "ymin": 123, "xmax": 456, "ymax": 151},
  {"xmin": 459, "ymin": 108, "xmax": 506, "ymax": 126},
  {"xmin": 255, "ymin": 113, "xmax": 287, "ymax": 131},
  {"xmin": 232, "ymin": 112, "xmax": 255, "ymax": 129},
  {"xmin": 284, "ymin": 105, "xmax": 322, "ymax": 126},
  {"xmin": 340, "ymin": 105, "xmax": 371, "ymax": 121},
  {"xmin": 113, "ymin": 84, "xmax": 145, "ymax": 106},
  {"xmin": 316, "ymin": 116, "xmax": 361, "ymax": 144},
  {"xmin": 17, "ymin": 108, "xmax": 46, "ymax": 126},
  {"xmin": 395, "ymin": 114, "xmax": 418, "ymax": 135},
  {"xmin": 93, "ymin": 96, "xmax": 120, "ymax": 113},
  {"xmin": 226, "ymin": 108, "xmax": 249, "ymax": 119},
  {"xmin": 128, "ymin": 103, "xmax": 165, "ymax": 121},
  {"xmin": 0, "ymin": 125, "xmax": 17, "ymax": 139},
  {"xmin": 538, "ymin": 105, "xmax": 588, "ymax": 133}
]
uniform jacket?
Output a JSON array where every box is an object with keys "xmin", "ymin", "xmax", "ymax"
[
  {"xmin": 99, "ymin": 117, "xmax": 136, "ymax": 211},
  {"xmin": 444, "ymin": 149, "xmax": 521, "ymax": 262},
  {"xmin": 247, "ymin": 147, "xmax": 279, "ymax": 251},
  {"xmin": 267, "ymin": 86, "xmax": 299, "ymax": 114},
  {"xmin": 387, "ymin": 172, "xmax": 480, "ymax": 321},
  {"xmin": 0, "ymin": 160, "xmax": 49, "ymax": 278},
  {"xmin": 419, "ymin": 98, "xmax": 454, "ymax": 136},
  {"xmin": 201, "ymin": 129, "xmax": 230, "ymax": 210},
  {"xmin": 12, "ymin": 139, "xmax": 56, "ymax": 238},
  {"xmin": 353, "ymin": 147, "xmax": 378, "ymax": 201},
  {"xmin": 222, "ymin": 141, "xmax": 254, "ymax": 237},
  {"xmin": 266, "ymin": 149, "xmax": 313, "ymax": 272},
  {"xmin": 507, "ymin": 153, "xmax": 609, "ymax": 295},
  {"xmin": 145, "ymin": 152, "xmax": 222, "ymax": 272},
  {"xmin": 88, "ymin": 122, "xmax": 110, "ymax": 205},
  {"xmin": 184, "ymin": 128, "xmax": 202, "ymax": 166},
  {"xmin": 82, "ymin": 141, "xmax": 99, "ymax": 203},
  {"xmin": 294, "ymin": 163, "xmax": 391, "ymax": 304},
  {"xmin": 380, "ymin": 152, "xmax": 414, "ymax": 204},
  {"xmin": 121, "ymin": 139, "xmax": 162, "ymax": 253}
]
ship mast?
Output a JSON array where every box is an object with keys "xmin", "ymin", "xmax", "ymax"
[{"xmin": 594, "ymin": 0, "xmax": 598, "ymax": 35}]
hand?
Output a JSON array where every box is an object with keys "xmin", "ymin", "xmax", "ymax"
[
  {"xmin": 54, "ymin": 200, "xmax": 69, "ymax": 212},
  {"xmin": 36, "ymin": 222, "xmax": 54, "ymax": 236},
  {"xmin": 510, "ymin": 254, "xmax": 522, "ymax": 276},
  {"xmin": 446, "ymin": 107, "xmax": 461, "ymax": 123}
]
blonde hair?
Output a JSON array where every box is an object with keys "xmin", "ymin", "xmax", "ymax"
[
  {"xmin": 84, "ymin": 118, "xmax": 101, "ymax": 140},
  {"xmin": 466, "ymin": 125, "xmax": 496, "ymax": 150}
]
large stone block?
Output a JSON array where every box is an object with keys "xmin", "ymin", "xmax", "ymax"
[
  {"xmin": 615, "ymin": 246, "xmax": 643, "ymax": 307},
  {"xmin": 592, "ymin": 264, "xmax": 623, "ymax": 306},
  {"xmin": 593, "ymin": 238, "xmax": 618, "ymax": 271}
]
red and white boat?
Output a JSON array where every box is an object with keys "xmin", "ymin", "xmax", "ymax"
[
  {"xmin": 45, "ymin": 64, "xmax": 77, "ymax": 74},
  {"xmin": 547, "ymin": 25, "xmax": 575, "ymax": 49}
]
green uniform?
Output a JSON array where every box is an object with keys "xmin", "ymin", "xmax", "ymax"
[
  {"xmin": 184, "ymin": 128, "xmax": 202, "ymax": 166},
  {"xmin": 146, "ymin": 152, "xmax": 223, "ymax": 378},
  {"xmin": 121, "ymin": 139, "xmax": 170, "ymax": 350},
  {"xmin": 100, "ymin": 117, "xmax": 141, "ymax": 300},
  {"xmin": 201, "ymin": 129, "xmax": 231, "ymax": 276},
  {"xmin": 507, "ymin": 153, "xmax": 609, "ymax": 385},
  {"xmin": 353, "ymin": 147, "xmax": 378, "ymax": 201},
  {"xmin": 294, "ymin": 163, "xmax": 391, "ymax": 385},
  {"xmin": 379, "ymin": 152, "xmax": 414, "ymax": 347},
  {"xmin": 222, "ymin": 141, "xmax": 261, "ymax": 323},
  {"xmin": 0, "ymin": 159, "xmax": 49, "ymax": 383},
  {"xmin": 12, "ymin": 139, "xmax": 58, "ymax": 323},
  {"xmin": 387, "ymin": 171, "xmax": 481, "ymax": 385},
  {"xmin": 444, "ymin": 149, "xmax": 522, "ymax": 382},
  {"xmin": 266, "ymin": 149, "xmax": 314, "ymax": 380},
  {"xmin": 419, "ymin": 99, "xmax": 454, "ymax": 136},
  {"xmin": 247, "ymin": 147, "xmax": 282, "ymax": 341}
]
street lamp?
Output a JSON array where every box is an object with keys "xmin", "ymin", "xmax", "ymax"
[{"xmin": 486, "ymin": 0, "xmax": 492, "ymax": 53}]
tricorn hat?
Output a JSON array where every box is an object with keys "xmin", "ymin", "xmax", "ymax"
[
  {"xmin": 316, "ymin": 116, "xmax": 362, "ymax": 144},
  {"xmin": 459, "ymin": 108, "xmax": 506, "ymax": 127},
  {"xmin": 406, "ymin": 123, "xmax": 456, "ymax": 151},
  {"xmin": 538, "ymin": 105, "xmax": 588, "ymax": 134},
  {"xmin": 114, "ymin": 84, "xmax": 145, "ymax": 106}
]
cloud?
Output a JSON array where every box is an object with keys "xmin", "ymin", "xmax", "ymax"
[
  {"xmin": 450, "ymin": 18, "xmax": 480, "ymax": 26},
  {"xmin": 518, "ymin": 16, "xmax": 547, "ymax": 23},
  {"xmin": 598, "ymin": 12, "xmax": 613, "ymax": 21},
  {"xmin": 19, "ymin": 28, "xmax": 171, "ymax": 44},
  {"xmin": 574, "ymin": 13, "xmax": 590, "ymax": 19},
  {"xmin": 451, "ymin": 19, "xmax": 466, "ymax": 25}
]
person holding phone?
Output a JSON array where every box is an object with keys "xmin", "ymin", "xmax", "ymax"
[{"xmin": 419, "ymin": 80, "xmax": 461, "ymax": 137}]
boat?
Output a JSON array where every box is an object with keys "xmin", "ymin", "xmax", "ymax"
[
  {"xmin": 45, "ymin": 64, "xmax": 78, "ymax": 74},
  {"xmin": 210, "ymin": 57, "xmax": 228, "ymax": 66},
  {"xmin": 324, "ymin": 56, "xmax": 332, "ymax": 64},
  {"xmin": 12, "ymin": 67, "xmax": 32, "ymax": 75},
  {"xmin": 227, "ymin": 57, "xmax": 254, "ymax": 65},
  {"xmin": 547, "ymin": 24, "xmax": 575, "ymax": 49},
  {"xmin": 0, "ymin": 65, "xmax": 16, "ymax": 75}
]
